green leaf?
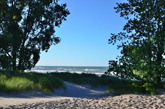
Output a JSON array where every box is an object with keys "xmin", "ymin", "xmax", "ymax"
[
  {"xmin": 151, "ymin": 78, "xmax": 154, "ymax": 81},
  {"xmin": 13, "ymin": 15, "xmax": 17, "ymax": 20}
]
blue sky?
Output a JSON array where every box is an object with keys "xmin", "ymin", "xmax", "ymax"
[{"xmin": 36, "ymin": 0, "xmax": 128, "ymax": 66}]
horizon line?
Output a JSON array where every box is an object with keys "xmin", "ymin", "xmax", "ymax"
[{"xmin": 35, "ymin": 65, "xmax": 109, "ymax": 67}]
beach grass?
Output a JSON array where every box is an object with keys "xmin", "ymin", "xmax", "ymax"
[
  {"xmin": 0, "ymin": 70, "xmax": 153, "ymax": 95},
  {"xmin": 0, "ymin": 69, "xmax": 129, "ymax": 95},
  {"xmin": 0, "ymin": 70, "xmax": 64, "ymax": 93},
  {"xmin": 51, "ymin": 72, "xmax": 152, "ymax": 95},
  {"xmin": 51, "ymin": 72, "xmax": 130, "ymax": 94}
]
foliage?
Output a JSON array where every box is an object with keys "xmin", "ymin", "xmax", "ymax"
[
  {"xmin": 0, "ymin": 70, "xmax": 64, "ymax": 93},
  {"xmin": 106, "ymin": 0, "xmax": 165, "ymax": 95},
  {"xmin": 51, "ymin": 72, "xmax": 124, "ymax": 88},
  {"xmin": 0, "ymin": 0, "xmax": 70, "ymax": 70}
]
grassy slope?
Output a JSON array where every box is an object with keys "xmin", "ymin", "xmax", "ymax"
[
  {"xmin": 51, "ymin": 72, "xmax": 157, "ymax": 95},
  {"xmin": 0, "ymin": 70, "xmax": 146, "ymax": 95},
  {"xmin": 0, "ymin": 70, "xmax": 64, "ymax": 93},
  {"xmin": 51, "ymin": 72, "xmax": 123, "ymax": 87},
  {"xmin": 51, "ymin": 72, "xmax": 129, "ymax": 95}
]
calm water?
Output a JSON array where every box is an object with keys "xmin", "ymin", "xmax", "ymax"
[{"xmin": 25, "ymin": 66, "xmax": 108, "ymax": 75}]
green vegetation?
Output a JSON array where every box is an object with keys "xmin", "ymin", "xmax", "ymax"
[
  {"xmin": 0, "ymin": 0, "xmax": 70, "ymax": 70},
  {"xmin": 0, "ymin": 70, "xmax": 64, "ymax": 93},
  {"xmin": 1, "ymin": 70, "xmax": 132, "ymax": 95},
  {"xmin": 52, "ymin": 72, "xmax": 158, "ymax": 95},
  {"xmin": 107, "ymin": 0, "xmax": 165, "ymax": 95},
  {"xmin": 1, "ymin": 69, "xmax": 161, "ymax": 95},
  {"xmin": 51, "ymin": 72, "xmax": 133, "ymax": 95},
  {"xmin": 51, "ymin": 72, "xmax": 122, "ymax": 87}
]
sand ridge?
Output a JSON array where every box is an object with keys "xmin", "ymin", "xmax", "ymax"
[
  {"xmin": 2, "ymin": 94, "xmax": 165, "ymax": 109},
  {"xmin": 1, "ymin": 81, "xmax": 165, "ymax": 108}
]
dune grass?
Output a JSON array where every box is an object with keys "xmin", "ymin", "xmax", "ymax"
[
  {"xmin": 0, "ymin": 70, "xmax": 152, "ymax": 95},
  {"xmin": 51, "ymin": 72, "xmax": 131, "ymax": 94},
  {"xmin": 1, "ymin": 70, "xmax": 129, "ymax": 95},
  {"xmin": 51, "ymin": 72, "xmax": 150, "ymax": 95},
  {"xmin": 0, "ymin": 70, "xmax": 64, "ymax": 93}
]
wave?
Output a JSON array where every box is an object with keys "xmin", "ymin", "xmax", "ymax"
[{"xmin": 25, "ymin": 66, "xmax": 108, "ymax": 75}]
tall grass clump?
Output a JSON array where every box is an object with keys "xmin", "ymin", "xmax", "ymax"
[
  {"xmin": 0, "ymin": 77, "xmax": 35, "ymax": 93},
  {"xmin": 0, "ymin": 70, "xmax": 64, "ymax": 93}
]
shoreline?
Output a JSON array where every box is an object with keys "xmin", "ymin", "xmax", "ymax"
[{"xmin": 25, "ymin": 66, "xmax": 108, "ymax": 75}]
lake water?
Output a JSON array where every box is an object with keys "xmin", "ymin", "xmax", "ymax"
[{"xmin": 25, "ymin": 66, "xmax": 109, "ymax": 75}]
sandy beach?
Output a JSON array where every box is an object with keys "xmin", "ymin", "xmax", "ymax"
[{"xmin": 1, "ymin": 81, "xmax": 165, "ymax": 109}]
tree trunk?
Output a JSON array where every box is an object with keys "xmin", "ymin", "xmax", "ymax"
[
  {"xmin": 156, "ymin": 51, "xmax": 163, "ymax": 88},
  {"xmin": 18, "ymin": 47, "xmax": 24, "ymax": 71},
  {"xmin": 18, "ymin": 55, "xmax": 22, "ymax": 70},
  {"xmin": 156, "ymin": 16, "xmax": 165, "ymax": 88},
  {"xmin": 12, "ymin": 48, "xmax": 17, "ymax": 70}
]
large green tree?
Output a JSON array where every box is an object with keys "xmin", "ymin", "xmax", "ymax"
[
  {"xmin": 0, "ymin": 0, "xmax": 70, "ymax": 70},
  {"xmin": 107, "ymin": 0, "xmax": 165, "ymax": 94}
]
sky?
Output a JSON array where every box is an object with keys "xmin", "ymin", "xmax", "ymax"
[{"xmin": 36, "ymin": 0, "xmax": 128, "ymax": 66}]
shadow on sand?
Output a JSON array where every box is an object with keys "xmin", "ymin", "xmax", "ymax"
[{"xmin": 0, "ymin": 81, "xmax": 111, "ymax": 99}]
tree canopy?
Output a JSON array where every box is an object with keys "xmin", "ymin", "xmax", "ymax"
[
  {"xmin": 107, "ymin": 0, "xmax": 165, "ymax": 94},
  {"xmin": 0, "ymin": 0, "xmax": 70, "ymax": 70}
]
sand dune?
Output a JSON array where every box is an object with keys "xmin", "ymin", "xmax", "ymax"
[{"xmin": 1, "ymin": 82, "xmax": 165, "ymax": 109}]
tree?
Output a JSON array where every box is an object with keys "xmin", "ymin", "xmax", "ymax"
[
  {"xmin": 0, "ymin": 0, "xmax": 70, "ymax": 70},
  {"xmin": 107, "ymin": 0, "xmax": 165, "ymax": 94}
]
